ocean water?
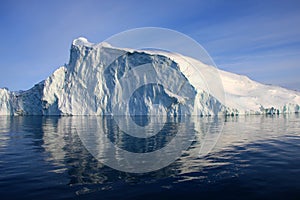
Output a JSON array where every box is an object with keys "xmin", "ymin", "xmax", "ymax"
[{"xmin": 0, "ymin": 114, "xmax": 300, "ymax": 199}]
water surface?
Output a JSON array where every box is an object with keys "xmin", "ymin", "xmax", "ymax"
[{"xmin": 0, "ymin": 115, "xmax": 299, "ymax": 199}]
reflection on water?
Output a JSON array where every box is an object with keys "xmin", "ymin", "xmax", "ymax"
[
  {"xmin": 0, "ymin": 117, "xmax": 10, "ymax": 148},
  {"xmin": 0, "ymin": 114, "xmax": 299, "ymax": 199},
  {"xmin": 41, "ymin": 115, "xmax": 225, "ymax": 174}
]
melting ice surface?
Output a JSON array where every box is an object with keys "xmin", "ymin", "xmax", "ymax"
[{"xmin": 0, "ymin": 114, "xmax": 300, "ymax": 199}]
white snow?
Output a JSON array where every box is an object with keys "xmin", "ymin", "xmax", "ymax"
[
  {"xmin": 219, "ymin": 70, "xmax": 300, "ymax": 114},
  {"xmin": 0, "ymin": 38, "xmax": 299, "ymax": 116}
]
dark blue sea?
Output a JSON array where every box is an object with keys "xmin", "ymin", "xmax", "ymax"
[{"xmin": 0, "ymin": 115, "xmax": 300, "ymax": 199}]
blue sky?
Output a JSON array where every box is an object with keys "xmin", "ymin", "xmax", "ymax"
[{"xmin": 0, "ymin": 0, "xmax": 300, "ymax": 91}]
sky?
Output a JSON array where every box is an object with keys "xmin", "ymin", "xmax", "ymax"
[{"xmin": 0, "ymin": 0, "xmax": 300, "ymax": 91}]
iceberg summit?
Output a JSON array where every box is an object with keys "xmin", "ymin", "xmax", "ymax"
[{"xmin": 0, "ymin": 37, "xmax": 299, "ymax": 116}]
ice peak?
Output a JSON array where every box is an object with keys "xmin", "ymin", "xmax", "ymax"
[
  {"xmin": 72, "ymin": 37, "xmax": 114, "ymax": 49},
  {"xmin": 72, "ymin": 37, "xmax": 94, "ymax": 47}
]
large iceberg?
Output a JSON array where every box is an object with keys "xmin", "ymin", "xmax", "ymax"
[{"xmin": 0, "ymin": 37, "xmax": 299, "ymax": 116}]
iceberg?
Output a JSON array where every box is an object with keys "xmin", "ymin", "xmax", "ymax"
[{"xmin": 0, "ymin": 37, "xmax": 299, "ymax": 116}]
